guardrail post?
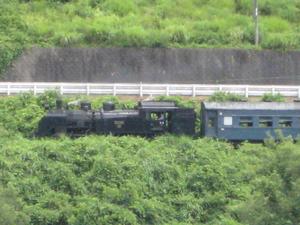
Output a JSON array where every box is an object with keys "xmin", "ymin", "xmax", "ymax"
[
  {"xmin": 86, "ymin": 84, "xmax": 90, "ymax": 96},
  {"xmin": 139, "ymin": 82, "xmax": 143, "ymax": 97},
  {"xmin": 218, "ymin": 85, "xmax": 223, "ymax": 92},
  {"xmin": 271, "ymin": 86, "xmax": 275, "ymax": 95},
  {"xmin": 113, "ymin": 84, "xmax": 116, "ymax": 96},
  {"xmin": 7, "ymin": 83, "xmax": 10, "ymax": 96},
  {"xmin": 166, "ymin": 85, "xmax": 170, "ymax": 96},
  {"xmin": 298, "ymin": 87, "xmax": 300, "ymax": 99},
  {"xmin": 33, "ymin": 84, "xmax": 37, "ymax": 95},
  {"xmin": 192, "ymin": 85, "xmax": 196, "ymax": 97},
  {"xmin": 245, "ymin": 86, "xmax": 249, "ymax": 98},
  {"xmin": 60, "ymin": 85, "xmax": 64, "ymax": 95}
]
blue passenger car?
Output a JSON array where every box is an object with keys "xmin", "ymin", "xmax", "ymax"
[{"xmin": 201, "ymin": 102, "xmax": 300, "ymax": 141}]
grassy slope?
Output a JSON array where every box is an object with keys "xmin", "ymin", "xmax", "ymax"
[{"xmin": 1, "ymin": 0, "xmax": 300, "ymax": 75}]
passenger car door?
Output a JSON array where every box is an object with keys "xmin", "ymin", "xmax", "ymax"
[{"xmin": 205, "ymin": 111, "xmax": 217, "ymax": 137}]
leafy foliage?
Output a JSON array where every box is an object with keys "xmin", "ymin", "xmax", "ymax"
[
  {"xmin": 261, "ymin": 93, "xmax": 285, "ymax": 102},
  {"xmin": 1, "ymin": 132, "xmax": 300, "ymax": 225},
  {"xmin": 208, "ymin": 91, "xmax": 247, "ymax": 102},
  {"xmin": 0, "ymin": 186, "xmax": 30, "ymax": 225},
  {"xmin": 0, "ymin": 93, "xmax": 300, "ymax": 224}
]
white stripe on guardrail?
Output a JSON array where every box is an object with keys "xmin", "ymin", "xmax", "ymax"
[{"xmin": 1, "ymin": 82, "xmax": 300, "ymax": 98}]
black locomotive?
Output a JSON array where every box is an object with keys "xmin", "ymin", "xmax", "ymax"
[{"xmin": 36, "ymin": 100, "xmax": 196, "ymax": 137}]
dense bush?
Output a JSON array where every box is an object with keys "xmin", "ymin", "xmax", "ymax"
[
  {"xmin": 1, "ymin": 0, "xmax": 300, "ymax": 75},
  {"xmin": 0, "ymin": 93, "xmax": 47, "ymax": 136},
  {"xmin": 0, "ymin": 93, "xmax": 300, "ymax": 224},
  {"xmin": 0, "ymin": 130, "xmax": 300, "ymax": 224},
  {"xmin": 0, "ymin": 187, "xmax": 30, "ymax": 225}
]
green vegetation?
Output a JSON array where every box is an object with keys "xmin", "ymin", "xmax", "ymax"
[
  {"xmin": 0, "ymin": 93, "xmax": 300, "ymax": 224},
  {"xmin": 0, "ymin": 92, "xmax": 201, "ymax": 136},
  {"xmin": 0, "ymin": 187, "xmax": 30, "ymax": 225},
  {"xmin": 2, "ymin": 132, "xmax": 300, "ymax": 225},
  {"xmin": 1, "ymin": 0, "xmax": 300, "ymax": 74},
  {"xmin": 261, "ymin": 93, "xmax": 285, "ymax": 102},
  {"xmin": 208, "ymin": 91, "xmax": 247, "ymax": 102}
]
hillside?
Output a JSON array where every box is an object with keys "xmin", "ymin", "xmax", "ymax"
[
  {"xmin": 0, "ymin": 93, "xmax": 300, "ymax": 225},
  {"xmin": 1, "ymin": 0, "xmax": 300, "ymax": 75}
]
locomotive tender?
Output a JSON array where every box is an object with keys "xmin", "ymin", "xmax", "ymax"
[
  {"xmin": 36, "ymin": 101, "xmax": 195, "ymax": 137},
  {"xmin": 37, "ymin": 100, "xmax": 300, "ymax": 141}
]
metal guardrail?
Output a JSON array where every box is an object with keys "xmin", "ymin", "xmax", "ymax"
[{"xmin": 1, "ymin": 82, "xmax": 300, "ymax": 98}]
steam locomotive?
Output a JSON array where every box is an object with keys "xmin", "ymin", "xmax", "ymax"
[
  {"xmin": 36, "ymin": 100, "xmax": 300, "ymax": 141},
  {"xmin": 36, "ymin": 100, "xmax": 195, "ymax": 137}
]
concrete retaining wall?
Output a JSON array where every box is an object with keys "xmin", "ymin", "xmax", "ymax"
[{"xmin": 3, "ymin": 47, "xmax": 300, "ymax": 84}]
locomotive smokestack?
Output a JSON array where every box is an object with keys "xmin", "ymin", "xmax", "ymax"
[
  {"xmin": 103, "ymin": 101, "xmax": 115, "ymax": 111},
  {"xmin": 56, "ymin": 99, "xmax": 63, "ymax": 110},
  {"xmin": 80, "ymin": 101, "xmax": 92, "ymax": 111}
]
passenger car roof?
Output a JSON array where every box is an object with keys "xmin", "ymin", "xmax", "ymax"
[{"xmin": 202, "ymin": 102, "xmax": 300, "ymax": 110}]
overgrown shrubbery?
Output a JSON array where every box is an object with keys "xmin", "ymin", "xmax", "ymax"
[
  {"xmin": 0, "ymin": 187, "xmax": 30, "ymax": 225},
  {"xmin": 0, "ymin": 93, "xmax": 300, "ymax": 224},
  {"xmin": 208, "ymin": 91, "xmax": 247, "ymax": 102},
  {"xmin": 0, "ymin": 131, "xmax": 300, "ymax": 224},
  {"xmin": 261, "ymin": 93, "xmax": 285, "ymax": 102}
]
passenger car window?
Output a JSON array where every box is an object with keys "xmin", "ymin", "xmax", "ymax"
[
  {"xmin": 259, "ymin": 117, "xmax": 273, "ymax": 128},
  {"xmin": 224, "ymin": 117, "xmax": 233, "ymax": 126},
  {"xmin": 278, "ymin": 117, "xmax": 292, "ymax": 128},
  {"xmin": 239, "ymin": 117, "xmax": 253, "ymax": 128}
]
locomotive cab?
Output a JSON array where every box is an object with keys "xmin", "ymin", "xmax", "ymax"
[
  {"xmin": 139, "ymin": 101, "xmax": 195, "ymax": 136},
  {"xmin": 144, "ymin": 110, "xmax": 172, "ymax": 133}
]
